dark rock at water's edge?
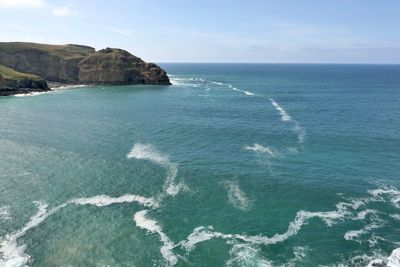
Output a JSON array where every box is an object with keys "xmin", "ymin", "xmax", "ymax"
[
  {"xmin": 0, "ymin": 64, "xmax": 49, "ymax": 96},
  {"xmin": 0, "ymin": 42, "xmax": 171, "ymax": 93}
]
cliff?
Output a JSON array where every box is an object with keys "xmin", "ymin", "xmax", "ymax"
[
  {"xmin": 0, "ymin": 65, "xmax": 49, "ymax": 96},
  {"xmin": 0, "ymin": 42, "xmax": 95, "ymax": 83},
  {"xmin": 0, "ymin": 42, "xmax": 170, "ymax": 87},
  {"xmin": 78, "ymin": 48, "xmax": 170, "ymax": 85}
]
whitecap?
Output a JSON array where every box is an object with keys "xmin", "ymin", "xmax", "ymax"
[
  {"xmin": 0, "ymin": 206, "xmax": 11, "ymax": 222},
  {"xmin": 224, "ymin": 181, "xmax": 250, "ymax": 211},
  {"xmin": 226, "ymin": 243, "xmax": 273, "ymax": 267},
  {"xmin": 134, "ymin": 210, "xmax": 178, "ymax": 266},
  {"xmin": 368, "ymin": 186, "xmax": 400, "ymax": 208},
  {"xmin": 388, "ymin": 247, "xmax": 400, "ymax": 267},
  {"xmin": 244, "ymin": 144, "xmax": 276, "ymax": 157}
]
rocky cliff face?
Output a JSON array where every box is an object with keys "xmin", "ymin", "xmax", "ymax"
[
  {"xmin": 0, "ymin": 42, "xmax": 95, "ymax": 83},
  {"xmin": 78, "ymin": 48, "xmax": 170, "ymax": 85},
  {"xmin": 0, "ymin": 42, "xmax": 170, "ymax": 86}
]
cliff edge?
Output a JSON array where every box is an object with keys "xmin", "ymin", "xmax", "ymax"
[
  {"xmin": 0, "ymin": 64, "xmax": 49, "ymax": 96},
  {"xmin": 0, "ymin": 42, "xmax": 170, "ymax": 95}
]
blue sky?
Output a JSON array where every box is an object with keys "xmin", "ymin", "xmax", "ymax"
[{"xmin": 0, "ymin": 0, "xmax": 399, "ymax": 63}]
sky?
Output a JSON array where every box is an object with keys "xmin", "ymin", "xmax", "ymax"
[{"xmin": 0, "ymin": 0, "xmax": 399, "ymax": 63}]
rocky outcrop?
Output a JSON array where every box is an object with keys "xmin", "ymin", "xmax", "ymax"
[
  {"xmin": 78, "ymin": 48, "xmax": 170, "ymax": 85},
  {"xmin": 0, "ymin": 65, "xmax": 49, "ymax": 96},
  {"xmin": 0, "ymin": 42, "xmax": 171, "ymax": 86}
]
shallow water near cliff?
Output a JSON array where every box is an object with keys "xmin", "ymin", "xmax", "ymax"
[{"xmin": 0, "ymin": 64, "xmax": 400, "ymax": 266}]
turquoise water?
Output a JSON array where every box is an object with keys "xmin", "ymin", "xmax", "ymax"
[{"xmin": 0, "ymin": 64, "xmax": 400, "ymax": 266}]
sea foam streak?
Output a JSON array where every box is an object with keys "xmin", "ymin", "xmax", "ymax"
[
  {"xmin": 70, "ymin": 194, "xmax": 159, "ymax": 209},
  {"xmin": 0, "ymin": 194, "xmax": 157, "ymax": 267},
  {"xmin": 225, "ymin": 181, "xmax": 250, "ymax": 211},
  {"xmin": 127, "ymin": 143, "xmax": 186, "ymax": 197},
  {"xmin": 178, "ymin": 201, "xmax": 356, "ymax": 252},
  {"xmin": 270, "ymin": 99, "xmax": 291, "ymax": 122},
  {"xmin": 368, "ymin": 186, "xmax": 400, "ymax": 208},
  {"xmin": 207, "ymin": 79, "xmax": 255, "ymax": 96},
  {"xmin": 244, "ymin": 143, "xmax": 276, "ymax": 157},
  {"xmin": 134, "ymin": 210, "xmax": 178, "ymax": 266},
  {"xmin": 270, "ymin": 98, "xmax": 306, "ymax": 144}
]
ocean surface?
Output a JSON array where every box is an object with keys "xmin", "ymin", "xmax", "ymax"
[{"xmin": 0, "ymin": 64, "xmax": 400, "ymax": 267}]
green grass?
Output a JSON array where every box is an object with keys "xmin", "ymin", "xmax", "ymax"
[
  {"xmin": 0, "ymin": 42, "xmax": 95, "ymax": 60},
  {"xmin": 0, "ymin": 64, "xmax": 42, "ymax": 81}
]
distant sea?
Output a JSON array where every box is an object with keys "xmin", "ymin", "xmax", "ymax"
[{"xmin": 0, "ymin": 64, "xmax": 400, "ymax": 266}]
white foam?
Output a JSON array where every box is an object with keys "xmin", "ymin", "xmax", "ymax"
[
  {"xmin": 368, "ymin": 186, "xmax": 400, "ymax": 208},
  {"xmin": 0, "ymin": 206, "xmax": 11, "ymax": 221},
  {"xmin": 225, "ymin": 181, "xmax": 250, "ymax": 211},
  {"xmin": 169, "ymin": 77, "xmax": 202, "ymax": 87},
  {"xmin": 179, "ymin": 201, "xmax": 351, "ymax": 252},
  {"xmin": 232, "ymin": 87, "xmax": 255, "ymax": 96},
  {"xmin": 70, "ymin": 194, "xmax": 159, "ymax": 209},
  {"xmin": 0, "ymin": 201, "xmax": 66, "ymax": 267},
  {"xmin": 345, "ymin": 213, "xmax": 384, "ymax": 242},
  {"xmin": 244, "ymin": 144, "xmax": 276, "ymax": 157},
  {"xmin": 226, "ymin": 243, "xmax": 273, "ymax": 267},
  {"xmin": 13, "ymin": 91, "xmax": 54, "ymax": 97},
  {"xmin": 0, "ymin": 193, "xmax": 157, "ymax": 266},
  {"xmin": 270, "ymin": 99, "xmax": 291, "ymax": 122},
  {"xmin": 344, "ymin": 229, "xmax": 365, "ymax": 241},
  {"xmin": 207, "ymin": 79, "xmax": 255, "ymax": 96},
  {"xmin": 354, "ymin": 209, "xmax": 376, "ymax": 220},
  {"xmin": 134, "ymin": 210, "xmax": 178, "ymax": 266},
  {"xmin": 270, "ymin": 99, "xmax": 306, "ymax": 144},
  {"xmin": 388, "ymin": 247, "xmax": 400, "ymax": 267},
  {"xmin": 54, "ymin": 84, "xmax": 89, "ymax": 90},
  {"xmin": 390, "ymin": 214, "xmax": 400, "ymax": 220},
  {"xmin": 127, "ymin": 143, "xmax": 186, "ymax": 197}
]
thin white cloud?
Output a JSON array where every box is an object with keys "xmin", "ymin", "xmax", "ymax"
[
  {"xmin": 106, "ymin": 27, "xmax": 134, "ymax": 36},
  {"xmin": 0, "ymin": 0, "xmax": 44, "ymax": 8},
  {"xmin": 51, "ymin": 6, "xmax": 76, "ymax": 17}
]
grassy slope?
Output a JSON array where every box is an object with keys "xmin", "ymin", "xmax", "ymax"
[
  {"xmin": 0, "ymin": 64, "xmax": 42, "ymax": 81},
  {"xmin": 0, "ymin": 42, "xmax": 95, "ymax": 60}
]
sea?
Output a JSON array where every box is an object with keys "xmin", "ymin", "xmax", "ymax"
[{"xmin": 0, "ymin": 64, "xmax": 399, "ymax": 266}]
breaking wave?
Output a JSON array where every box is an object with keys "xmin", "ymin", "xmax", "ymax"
[{"xmin": 368, "ymin": 186, "xmax": 400, "ymax": 208}]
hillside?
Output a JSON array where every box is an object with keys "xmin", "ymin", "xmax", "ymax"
[
  {"xmin": 0, "ymin": 42, "xmax": 170, "ymax": 86},
  {"xmin": 0, "ymin": 64, "xmax": 49, "ymax": 96}
]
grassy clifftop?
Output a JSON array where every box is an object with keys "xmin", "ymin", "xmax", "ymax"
[
  {"xmin": 0, "ymin": 64, "xmax": 42, "ymax": 81},
  {"xmin": 0, "ymin": 64, "xmax": 49, "ymax": 96},
  {"xmin": 0, "ymin": 42, "xmax": 95, "ymax": 60}
]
